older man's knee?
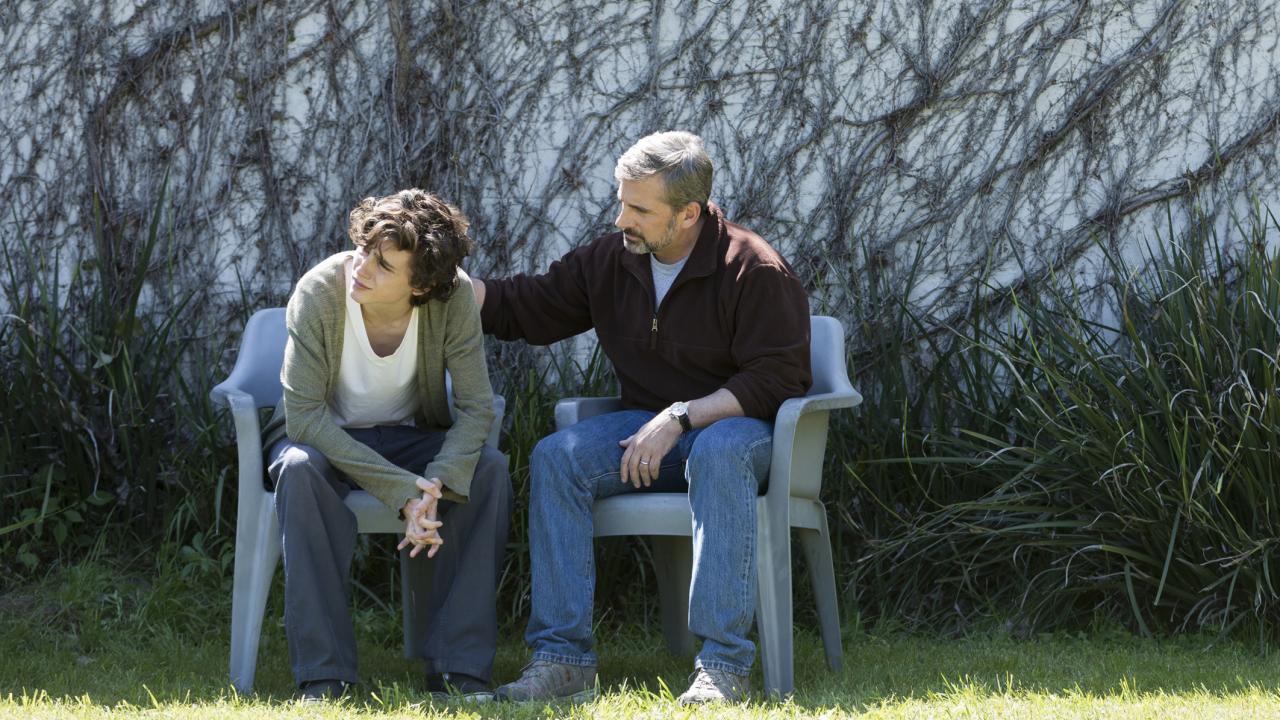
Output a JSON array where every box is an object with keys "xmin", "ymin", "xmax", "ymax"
[
  {"xmin": 686, "ymin": 419, "xmax": 772, "ymax": 484},
  {"xmin": 529, "ymin": 430, "xmax": 572, "ymax": 476}
]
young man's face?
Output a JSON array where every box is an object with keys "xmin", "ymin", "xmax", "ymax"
[
  {"xmin": 615, "ymin": 175, "xmax": 680, "ymax": 256},
  {"xmin": 350, "ymin": 242, "xmax": 423, "ymax": 309}
]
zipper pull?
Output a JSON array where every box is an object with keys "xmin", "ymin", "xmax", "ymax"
[{"xmin": 649, "ymin": 315, "xmax": 658, "ymax": 349}]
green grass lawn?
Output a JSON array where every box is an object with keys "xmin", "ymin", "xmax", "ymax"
[{"xmin": 3, "ymin": 561, "xmax": 1280, "ymax": 718}]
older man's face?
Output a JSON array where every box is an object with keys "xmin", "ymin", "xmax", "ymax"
[{"xmin": 615, "ymin": 176, "xmax": 679, "ymax": 256}]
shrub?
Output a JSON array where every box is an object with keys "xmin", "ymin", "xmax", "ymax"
[
  {"xmin": 842, "ymin": 204, "xmax": 1280, "ymax": 636},
  {"xmin": 0, "ymin": 180, "xmax": 233, "ymax": 581}
]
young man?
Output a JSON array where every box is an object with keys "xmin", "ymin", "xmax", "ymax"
[
  {"xmin": 261, "ymin": 189, "xmax": 511, "ymax": 702},
  {"xmin": 473, "ymin": 132, "xmax": 811, "ymax": 704}
]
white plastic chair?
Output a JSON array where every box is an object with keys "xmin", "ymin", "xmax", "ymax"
[
  {"xmin": 554, "ymin": 315, "xmax": 860, "ymax": 698},
  {"xmin": 210, "ymin": 307, "xmax": 505, "ymax": 693}
]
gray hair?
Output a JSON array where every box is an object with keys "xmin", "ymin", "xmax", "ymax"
[{"xmin": 613, "ymin": 131, "xmax": 713, "ymax": 212}]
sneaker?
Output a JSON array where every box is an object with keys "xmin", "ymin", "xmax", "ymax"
[
  {"xmin": 494, "ymin": 659, "xmax": 598, "ymax": 702},
  {"xmin": 426, "ymin": 671, "xmax": 494, "ymax": 703},
  {"xmin": 294, "ymin": 678, "xmax": 349, "ymax": 703},
  {"xmin": 676, "ymin": 667, "xmax": 750, "ymax": 705}
]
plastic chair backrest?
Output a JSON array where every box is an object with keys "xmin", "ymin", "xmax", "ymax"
[
  {"xmin": 808, "ymin": 316, "xmax": 852, "ymax": 397},
  {"xmin": 234, "ymin": 308, "xmax": 288, "ymax": 409},
  {"xmin": 775, "ymin": 316, "xmax": 856, "ymax": 502}
]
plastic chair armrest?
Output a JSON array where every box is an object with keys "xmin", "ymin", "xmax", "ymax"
[
  {"xmin": 216, "ymin": 389, "xmax": 268, "ymax": 501},
  {"xmin": 487, "ymin": 394, "xmax": 506, "ymax": 449},
  {"xmin": 211, "ymin": 353, "xmax": 271, "ymax": 406},
  {"xmin": 554, "ymin": 396, "xmax": 624, "ymax": 430},
  {"xmin": 777, "ymin": 390, "xmax": 863, "ymax": 422},
  {"xmin": 765, "ymin": 389, "xmax": 863, "ymax": 506},
  {"xmin": 210, "ymin": 378, "xmax": 248, "ymax": 409}
]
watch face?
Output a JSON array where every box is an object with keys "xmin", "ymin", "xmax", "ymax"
[{"xmin": 669, "ymin": 402, "xmax": 691, "ymax": 430}]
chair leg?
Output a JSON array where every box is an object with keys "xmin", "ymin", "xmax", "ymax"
[
  {"xmin": 798, "ymin": 512, "xmax": 843, "ymax": 672},
  {"xmin": 651, "ymin": 535, "xmax": 696, "ymax": 656},
  {"xmin": 755, "ymin": 506, "xmax": 793, "ymax": 697},
  {"xmin": 400, "ymin": 547, "xmax": 432, "ymax": 660},
  {"xmin": 229, "ymin": 497, "xmax": 282, "ymax": 694}
]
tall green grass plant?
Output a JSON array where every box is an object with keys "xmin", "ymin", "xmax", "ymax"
[
  {"xmin": 1, "ymin": 181, "xmax": 234, "ymax": 582},
  {"xmin": 841, "ymin": 205, "xmax": 1280, "ymax": 637}
]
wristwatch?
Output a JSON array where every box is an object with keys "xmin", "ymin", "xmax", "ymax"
[{"xmin": 668, "ymin": 401, "xmax": 692, "ymax": 432}]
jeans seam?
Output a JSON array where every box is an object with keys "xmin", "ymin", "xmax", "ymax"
[
  {"xmin": 745, "ymin": 435, "xmax": 771, "ymax": 479},
  {"xmin": 743, "ymin": 431, "xmax": 766, "ymax": 639},
  {"xmin": 584, "ymin": 469, "xmax": 621, "ymax": 485},
  {"xmin": 740, "ymin": 473, "xmax": 756, "ymax": 635}
]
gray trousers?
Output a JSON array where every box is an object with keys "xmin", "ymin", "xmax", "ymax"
[{"xmin": 267, "ymin": 425, "xmax": 511, "ymax": 686}]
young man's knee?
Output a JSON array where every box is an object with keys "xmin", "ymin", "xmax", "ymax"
[
  {"xmin": 470, "ymin": 446, "xmax": 513, "ymax": 507},
  {"xmin": 271, "ymin": 444, "xmax": 333, "ymax": 488}
]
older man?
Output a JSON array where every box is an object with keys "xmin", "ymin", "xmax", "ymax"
[{"xmin": 474, "ymin": 131, "xmax": 810, "ymax": 704}]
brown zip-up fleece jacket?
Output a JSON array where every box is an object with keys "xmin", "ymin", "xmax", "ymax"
[{"xmin": 480, "ymin": 203, "xmax": 811, "ymax": 420}]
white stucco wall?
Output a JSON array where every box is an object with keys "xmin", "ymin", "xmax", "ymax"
[{"xmin": 2, "ymin": 0, "xmax": 1278, "ymax": 348}]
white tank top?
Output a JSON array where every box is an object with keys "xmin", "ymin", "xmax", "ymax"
[{"xmin": 330, "ymin": 257, "xmax": 422, "ymax": 428}]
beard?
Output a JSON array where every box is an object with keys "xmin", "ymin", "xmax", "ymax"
[
  {"xmin": 621, "ymin": 231, "xmax": 649, "ymax": 254},
  {"xmin": 622, "ymin": 216, "xmax": 679, "ymax": 255}
]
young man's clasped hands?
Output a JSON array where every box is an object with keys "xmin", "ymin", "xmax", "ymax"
[{"xmin": 399, "ymin": 477, "xmax": 444, "ymax": 558}]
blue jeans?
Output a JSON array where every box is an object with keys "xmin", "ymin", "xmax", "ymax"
[{"xmin": 525, "ymin": 409, "xmax": 772, "ymax": 676}]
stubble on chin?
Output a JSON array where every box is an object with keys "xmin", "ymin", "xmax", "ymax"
[{"xmin": 622, "ymin": 233, "xmax": 649, "ymax": 255}]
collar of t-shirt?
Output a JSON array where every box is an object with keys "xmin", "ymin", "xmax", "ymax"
[{"xmin": 650, "ymin": 252, "xmax": 690, "ymax": 309}]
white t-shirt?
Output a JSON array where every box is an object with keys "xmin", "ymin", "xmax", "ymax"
[
  {"xmin": 330, "ymin": 257, "xmax": 421, "ymax": 428},
  {"xmin": 651, "ymin": 253, "xmax": 690, "ymax": 309}
]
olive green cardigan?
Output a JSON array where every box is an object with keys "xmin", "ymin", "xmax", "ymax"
[{"xmin": 261, "ymin": 252, "xmax": 495, "ymax": 510}]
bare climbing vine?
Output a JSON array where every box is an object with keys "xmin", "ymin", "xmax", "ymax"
[{"xmin": 1, "ymin": 0, "xmax": 1277, "ymax": 375}]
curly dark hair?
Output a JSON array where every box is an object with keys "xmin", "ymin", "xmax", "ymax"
[{"xmin": 346, "ymin": 189, "xmax": 473, "ymax": 305}]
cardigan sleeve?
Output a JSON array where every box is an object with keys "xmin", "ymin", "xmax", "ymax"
[{"xmin": 421, "ymin": 268, "xmax": 496, "ymax": 499}]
